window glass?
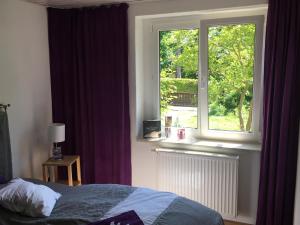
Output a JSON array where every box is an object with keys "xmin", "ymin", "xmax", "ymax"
[
  {"xmin": 207, "ymin": 24, "xmax": 256, "ymax": 132},
  {"xmin": 159, "ymin": 29, "xmax": 199, "ymax": 129}
]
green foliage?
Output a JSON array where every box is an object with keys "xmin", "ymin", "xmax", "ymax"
[
  {"xmin": 160, "ymin": 79, "xmax": 177, "ymax": 113},
  {"xmin": 223, "ymin": 92, "xmax": 239, "ymax": 114},
  {"xmin": 209, "ymin": 114, "xmax": 241, "ymax": 131},
  {"xmin": 160, "ymin": 78, "xmax": 198, "ymax": 113},
  {"xmin": 161, "ymin": 78, "xmax": 198, "ymax": 94},
  {"xmin": 160, "ymin": 30, "xmax": 199, "ymax": 79},
  {"xmin": 159, "ymin": 24, "xmax": 256, "ymax": 131},
  {"xmin": 209, "ymin": 102, "xmax": 226, "ymax": 116},
  {"xmin": 208, "ymin": 24, "xmax": 256, "ymax": 131}
]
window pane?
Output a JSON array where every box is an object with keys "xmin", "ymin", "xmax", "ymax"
[
  {"xmin": 208, "ymin": 24, "xmax": 256, "ymax": 132},
  {"xmin": 159, "ymin": 29, "xmax": 199, "ymax": 129}
]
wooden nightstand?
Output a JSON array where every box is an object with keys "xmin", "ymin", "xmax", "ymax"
[{"xmin": 42, "ymin": 155, "xmax": 82, "ymax": 186}]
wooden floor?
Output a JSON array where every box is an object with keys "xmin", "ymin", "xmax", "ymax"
[{"xmin": 224, "ymin": 221, "xmax": 250, "ymax": 225}]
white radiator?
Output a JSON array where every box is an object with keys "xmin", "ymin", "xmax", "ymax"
[{"xmin": 156, "ymin": 148, "xmax": 239, "ymax": 219}]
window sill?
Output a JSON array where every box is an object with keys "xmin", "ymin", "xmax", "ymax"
[{"xmin": 137, "ymin": 137, "xmax": 261, "ymax": 152}]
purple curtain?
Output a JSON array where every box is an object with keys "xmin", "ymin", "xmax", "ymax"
[
  {"xmin": 48, "ymin": 4, "xmax": 131, "ymax": 185},
  {"xmin": 256, "ymin": 0, "xmax": 300, "ymax": 224}
]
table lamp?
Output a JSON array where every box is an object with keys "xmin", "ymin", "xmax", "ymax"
[{"xmin": 48, "ymin": 123, "xmax": 65, "ymax": 160}]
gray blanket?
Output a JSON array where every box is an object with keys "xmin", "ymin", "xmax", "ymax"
[{"xmin": 0, "ymin": 180, "xmax": 223, "ymax": 225}]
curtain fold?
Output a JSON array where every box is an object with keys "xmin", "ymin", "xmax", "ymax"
[
  {"xmin": 256, "ymin": 0, "xmax": 300, "ymax": 224},
  {"xmin": 0, "ymin": 110, "xmax": 12, "ymax": 181},
  {"xmin": 48, "ymin": 4, "xmax": 131, "ymax": 185}
]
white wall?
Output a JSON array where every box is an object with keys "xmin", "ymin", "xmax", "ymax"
[
  {"xmin": 128, "ymin": 0, "xmax": 267, "ymax": 224},
  {"xmin": 0, "ymin": 0, "xmax": 280, "ymax": 223},
  {"xmin": 0, "ymin": 0, "xmax": 51, "ymax": 179}
]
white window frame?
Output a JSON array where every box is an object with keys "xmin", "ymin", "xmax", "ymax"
[
  {"xmin": 153, "ymin": 15, "xmax": 265, "ymax": 143},
  {"xmin": 199, "ymin": 16, "xmax": 264, "ymax": 142}
]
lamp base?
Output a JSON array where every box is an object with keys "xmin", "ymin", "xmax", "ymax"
[{"xmin": 52, "ymin": 146, "xmax": 63, "ymax": 160}]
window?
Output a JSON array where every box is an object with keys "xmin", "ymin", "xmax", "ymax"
[
  {"xmin": 156, "ymin": 16, "xmax": 264, "ymax": 142},
  {"xmin": 159, "ymin": 29, "xmax": 199, "ymax": 129},
  {"xmin": 207, "ymin": 24, "xmax": 256, "ymax": 132}
]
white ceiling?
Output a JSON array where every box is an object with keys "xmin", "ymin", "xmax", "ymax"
[{"xmin": 23, "ymin": 0, "xmax": 167, "ymax": 8}]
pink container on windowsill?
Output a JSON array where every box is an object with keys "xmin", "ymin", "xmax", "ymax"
[{"xmin": 177, "ymin": 128, "xmax": 185, "ymax": 139}]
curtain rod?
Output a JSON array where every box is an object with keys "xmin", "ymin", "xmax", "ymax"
[
  {"xmin": 47, "ymin": 2, "xmax": 127, "ymax": 9},
  {"xmin": 44, "ymin": 0, "xmax": 165, "ymax": 9}
]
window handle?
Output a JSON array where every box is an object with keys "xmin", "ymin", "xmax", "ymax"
[{"xmin": 200, "ymin": 74, "xmax": 206, "ymax": 89}]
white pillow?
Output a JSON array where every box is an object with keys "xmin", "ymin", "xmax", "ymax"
[{"xmin": 0, "ymin": 178, "xmax": 61, "ymax": 217}]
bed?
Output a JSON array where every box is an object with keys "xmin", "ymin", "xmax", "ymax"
[{"xmin": 0, "ymin": 179, "xmax": 224, "ymax": 225}]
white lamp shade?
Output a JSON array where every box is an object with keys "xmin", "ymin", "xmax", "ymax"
[{"xmin": 48, "ymin": 123, "xmax": 65, "ymax": 143}]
